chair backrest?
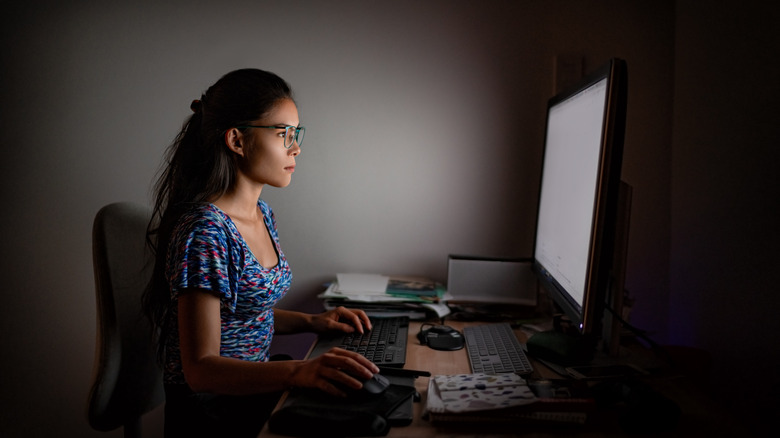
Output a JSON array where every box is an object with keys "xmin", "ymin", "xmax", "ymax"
[{"xmin": 87, "ymin": 202, "xmax": 164, "ymax": 436}]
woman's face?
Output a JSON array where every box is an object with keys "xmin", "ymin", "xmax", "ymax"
[{"xmin": 239, "ymin": 98, "xmax": 301, "ymax": 188}]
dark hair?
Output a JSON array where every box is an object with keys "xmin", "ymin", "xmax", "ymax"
[{"xmin": 143, "ymin": 69, "xmax": 294, "ymax": 362}]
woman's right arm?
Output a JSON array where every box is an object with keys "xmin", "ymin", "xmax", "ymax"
[{"xmin": 177, "ymin": 288, "xmax": 379, "ymax": 396}]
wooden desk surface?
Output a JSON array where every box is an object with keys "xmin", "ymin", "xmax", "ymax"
[{"xmin": 258, "ymin": 321, "xmax": 744, "ymax": 437}]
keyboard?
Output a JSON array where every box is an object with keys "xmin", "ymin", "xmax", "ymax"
[
  {"xmin": 464, "ymin": 323, "xmax": 533, "ymax": 375},
  {"xmin": 307, "ymin": 316, "xmax": 409, "ymax": 367}
]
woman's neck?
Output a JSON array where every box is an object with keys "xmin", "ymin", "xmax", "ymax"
[{"xmin": 212, "ymin": 184, "xmax": 264, "ymax": 222}]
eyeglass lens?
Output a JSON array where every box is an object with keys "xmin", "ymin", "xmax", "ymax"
[{"xmin": 284, "ymin": 126, "xmax": 305, "ymax": 148}]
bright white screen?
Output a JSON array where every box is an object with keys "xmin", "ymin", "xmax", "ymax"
[{"xmin": 534, "ymin": 78, "xmax": 607, "ymax": 307}]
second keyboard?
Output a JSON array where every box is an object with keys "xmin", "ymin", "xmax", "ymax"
[{"xmin": 464, "ymin": 323, "xmax": 533, "ymax": 375}]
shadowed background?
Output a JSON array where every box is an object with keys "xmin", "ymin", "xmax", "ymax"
[{"xmin": 1, "ymin": 1, "xmax": 777, "ymax": 436}]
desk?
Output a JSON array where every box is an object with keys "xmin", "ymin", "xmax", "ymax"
[{"xmin": 259, "ymin": 321, "xmax": 743, "ymax": 437}]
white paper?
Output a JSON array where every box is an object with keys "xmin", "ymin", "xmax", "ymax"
[
  {"xmin": 421, "ymin": 302, "xmax": 451, "ymax": 318},
  {"xmin": 335, "ymin": 273, "xmax": 390, "ymax": 295}
]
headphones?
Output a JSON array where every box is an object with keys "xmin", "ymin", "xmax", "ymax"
[{"xmin": 417, "ymin": 324, "xmax": 465, "ymax": 351}]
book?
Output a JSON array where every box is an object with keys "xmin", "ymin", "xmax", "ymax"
[
  {"xmin": 425, "ymin": 373, "xmax": 595, "ymax": 425},
  {"xmin": 385, "ymin": 278, "xmax": 439, "ymax": 297}
]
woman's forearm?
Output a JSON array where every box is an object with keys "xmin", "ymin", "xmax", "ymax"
[{"xmin": 273, "ymin": 308, "xmax": 314, "ymax": 334}]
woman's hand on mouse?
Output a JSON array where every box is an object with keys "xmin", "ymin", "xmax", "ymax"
[
  {"xmin": 310, "ymin": 306, "xmax": 372, "ymax": 335},
  {"xmin": 288, "ymin": 348, "xmax": 379, "ymax": 397}
]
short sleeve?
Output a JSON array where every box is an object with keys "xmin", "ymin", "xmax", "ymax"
[{"xmin": 167, "ymin": 208, "xmax": 239, "ymax": 310}]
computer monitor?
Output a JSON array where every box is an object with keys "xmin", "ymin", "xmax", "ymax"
[{"xmin": 531, "ymin": 58, "xmax": 628, "ymax": 356}]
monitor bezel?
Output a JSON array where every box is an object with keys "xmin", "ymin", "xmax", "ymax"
[{"xmin": 532, "ymin": 58, "xmax": 628, "ymax": 339}]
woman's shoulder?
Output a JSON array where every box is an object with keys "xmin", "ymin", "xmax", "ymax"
[{"xmin": 177, "ymin": 203, "xmax": 232, "ymax": 233}]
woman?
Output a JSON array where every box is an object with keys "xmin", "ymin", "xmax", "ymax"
[{"xmin": 143, "ymin": 69, "xmax": 378, "ymax": 437}]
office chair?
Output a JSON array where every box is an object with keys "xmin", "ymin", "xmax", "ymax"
[{"xmin": 87, "ymin": 202, "xmax": 164, "ymax": 438}]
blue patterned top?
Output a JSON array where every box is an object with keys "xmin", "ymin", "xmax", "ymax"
[{"xmin": 163, "ymin": 200, "xmax": 292, "ymax": 385}]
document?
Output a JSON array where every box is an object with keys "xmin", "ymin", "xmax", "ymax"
[{"xmin": 335, "ymin": 273, "xmax": 390, "ymax": 296}]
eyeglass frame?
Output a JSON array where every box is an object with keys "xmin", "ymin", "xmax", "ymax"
[{"xmin": 235, "ymin": 124, "xmax": 305, "ymax": 149}]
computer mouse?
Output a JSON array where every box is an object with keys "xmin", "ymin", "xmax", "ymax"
[
  {"xmin": 418, "ymin": 325, "xmax": 465, "ymax": 351},
  {"xmin": 429, "ymin": 325, "xmax": 458, "ymax": 334},
  {"xmin": 331, "ymin": 373, "xmax": 390, "ymax": 400},
  {"xmin": 358, "ymin": 373, "xmax": 390, "ymax": 398}
]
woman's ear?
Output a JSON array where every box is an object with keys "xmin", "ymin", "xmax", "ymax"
[{"xmin": 224, "ymin": 128, "xmax": 245, "ymax": 156}]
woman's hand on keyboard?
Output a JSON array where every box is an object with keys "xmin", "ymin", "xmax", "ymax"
[{"xmin": 310, "ymin": 306, "xmax": 372, "ymax": 335}]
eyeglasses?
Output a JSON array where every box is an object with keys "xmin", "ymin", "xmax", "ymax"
[{"xmin": 236, "ymin": 125, "xmax": 305, "ymax": 149}]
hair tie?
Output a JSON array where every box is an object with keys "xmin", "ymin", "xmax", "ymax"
[{"xmin": 190, "ymin": 99, "xmax": 202, "ymax": 113}]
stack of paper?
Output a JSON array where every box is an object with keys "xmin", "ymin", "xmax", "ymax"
[{"xmin": 318, "ymin": 273, "xmax": 450, "ymax": 320}]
